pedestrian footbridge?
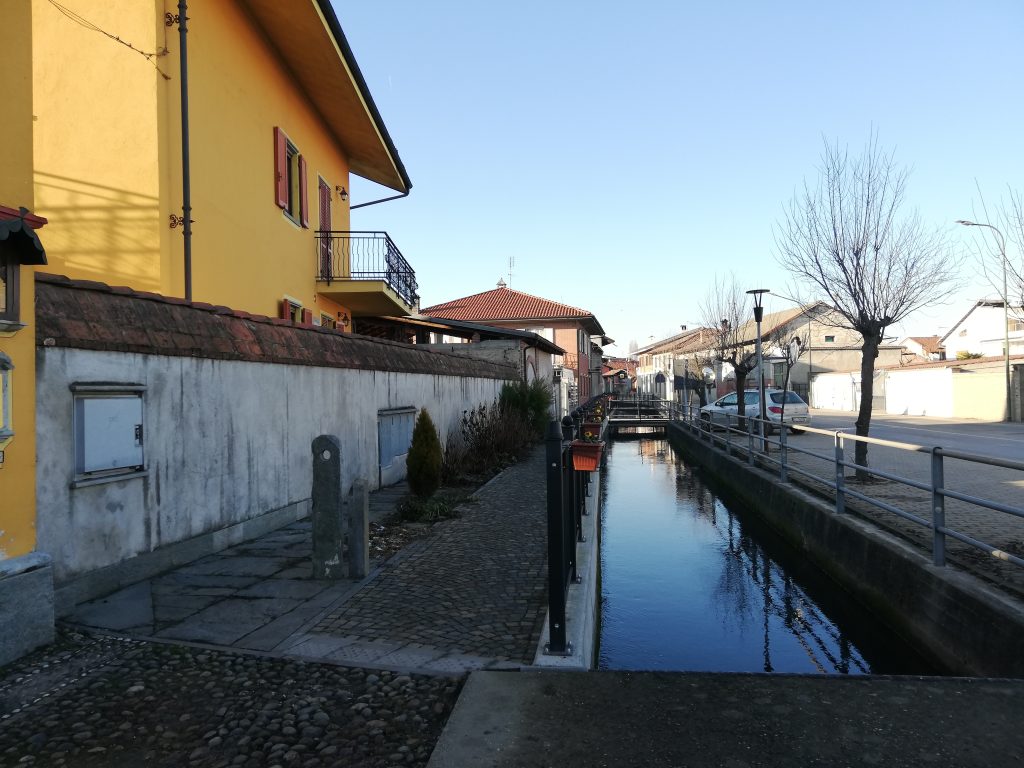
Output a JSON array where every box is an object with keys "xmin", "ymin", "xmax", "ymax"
[{"xmin": 606, "ymin": 398, "xmax": 673, "ymax": 428}]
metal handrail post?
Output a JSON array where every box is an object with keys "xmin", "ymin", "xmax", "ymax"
[
  {"xmin": 931, "ymin": 448, "xmax": 946, "ymax": 567},
  {"xmin": 544, "ymin": 421, "xmax": 568, "ymax": 654},
  {"xmin": 746, "ymin": 416, "xmax": 754, "ymax": 466},
  {"xmin": 563, "ymin": 457, "xmax": 577, "ymax": 583},
  {"xmin": 779, "ymin": 425, "xmax": 788, "ymax": 482},
  {"xmin": 834, "ymin": 432, "xmax": 846, "ymax": 514}
]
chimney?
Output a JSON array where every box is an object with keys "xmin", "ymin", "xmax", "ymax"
[{"xmin": 496, "ymin": 278, "xmax": 507, "ymax": 289}]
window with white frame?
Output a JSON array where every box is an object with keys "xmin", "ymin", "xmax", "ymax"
[{"xmin": 72, "ymin": 384, "xmax": 145, "ymax": 481}]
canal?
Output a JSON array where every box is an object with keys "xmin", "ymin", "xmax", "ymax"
[{"xmin": 597, "ymin": 433, "xmax": 939, "ymax": 674}]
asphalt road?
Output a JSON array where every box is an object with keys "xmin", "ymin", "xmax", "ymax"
[{"xmin": 807, "ymin": 409, "xmax": 1024, "ymax": 463}]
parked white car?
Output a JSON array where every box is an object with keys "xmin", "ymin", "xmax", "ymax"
[{"xmin": 700, "ymin": 389, "xmax": 810, "ymax": 434}]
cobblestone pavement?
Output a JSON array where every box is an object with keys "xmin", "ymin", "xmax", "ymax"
[
  {"xmin": 0, "ymin": 628, "xmax": 460, "ymax": 768},
  {"xmin": 303, "ymin": 446, "xmax": 548, "ymax": 669},
  {"xmin": 695, "ymin": 420, "xmax": 1024, "ymax": 596}
]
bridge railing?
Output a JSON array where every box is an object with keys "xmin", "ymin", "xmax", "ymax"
[
  {"xmin": 672, "ymin": 410, "xmax": 1024, "ymax": 573},
  {"xmin": 544, "ymin": 395, "xmax": 607, "ymax": 656}
]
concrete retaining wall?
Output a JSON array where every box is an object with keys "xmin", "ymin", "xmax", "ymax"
[
  {"xmin": 36, "ymin": 347, "xmax": 509, "ymax": 595},
  {"xmin": 0, "ymin": 553, "xmax": 54, "ymax": 665},
  {"xmin": 667, "ymin": 422, "xmax": 1024, "ymax": 678}
]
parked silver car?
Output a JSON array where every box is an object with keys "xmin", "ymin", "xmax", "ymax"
[{"xmin": 700, "ymin": 389, "xmax": 810, "ymax": 434}]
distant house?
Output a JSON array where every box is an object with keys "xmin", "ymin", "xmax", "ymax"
[
  {"xmin": 898, "ymin": 336, "xmax": 945, "ymax": 362},
  {"xmin": 421, "ymin": 281, "xmax": 610, "ymax": 413},
  {"xmin": 940, "ymin": 300, "xmax": 1024, "ymax": 359},
  {"xmin": 602, "ymin": 357, "xmax": 638, "ymax": 396},
  {"xmin": 639, "ymin": 304, "xmax": 903, "ymax": 405}
]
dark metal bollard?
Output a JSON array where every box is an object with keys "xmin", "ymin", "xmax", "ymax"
[
  {"xmin": 311, "ymin": 435, "xmax": 345, "ymax": 579},
  {"xmin": 346, "ymin": 480, "xmax": 370, "ymax": 579},
  {"xmin": 545, "ymin": 420, "xmax": 571, "ymax": 656}
]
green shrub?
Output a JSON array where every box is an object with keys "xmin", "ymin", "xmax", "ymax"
[
  {"xmin": 407, "ymin": 408, "xmax": 442, "ymax": 498},
  {"xmin": 499, "ymin": 379, "xmax": 553, "ymax": 438}
]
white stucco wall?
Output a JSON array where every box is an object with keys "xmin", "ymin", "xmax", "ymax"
[
  {"xmin": 809, "ymin": 372, "xmax": 859, "ymax": 411},
  {"xmin": 36, "ymin": 348, "xmax": 508, "ymax": 582},
  {"xmin": 885, "ymin": 368, "xmax": 953, "ymax": 417}
]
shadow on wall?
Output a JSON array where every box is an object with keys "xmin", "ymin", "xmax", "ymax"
[{"xmin": 35, "ymin": 170, "xmax": 162, "ymax": 289}]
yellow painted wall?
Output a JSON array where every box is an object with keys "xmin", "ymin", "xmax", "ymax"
[
  {"xmin": 952, "ymin": 369, "xmax": 1007, "ymax": 421},
  {"xmin": 31, "ymin": 0, "xmax": 355, "ymax": 322},
  {"xmin": 164, "ymin": 0, "xmax": 353, "ymax": 319},
  {"xmin": 0, "ymin": 0, "xmax": 39, "ymax": 559},
  {"xmin": 31, "ymin": 0, "xmax": 166, "ymax": 292}
]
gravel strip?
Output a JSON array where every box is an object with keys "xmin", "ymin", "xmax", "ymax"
[{"xmin": 0, "ymin": 628, "xmax": 461, "ymax": 768}]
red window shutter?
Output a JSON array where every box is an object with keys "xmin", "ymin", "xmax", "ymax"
[
  {"xmin": 273, "ymin": 127, "xmax": 288, "ymax": 209},
  {"xmin": 301, "ymin": 308, "xmax": 313, "ymax": 325},
  {"xmin": 279, "ymin": 299, "xmax": 291, "ymax": 320},
  {"xmin": 298, "ymin": 155, "xmax": 309, "ymax": 228}
]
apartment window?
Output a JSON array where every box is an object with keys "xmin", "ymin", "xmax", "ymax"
[
  {"xmin": 72, "ymin": 384, "xmax": 146, "ymax": 484},
  {"xmin": 824, "ymin": 335, "xmax": 835, "ymax": 343},
  {"xmin": 0, "ymin": 252, "xmax": 19, "ymax": 322},
  {"xmin": 273, "ymin": 127, "xmax": 308, "ymax": 227},
  {"xmin": 320, "ymin": 313, "xmax": 337, "ymax": 330},
  {"xmin": 278, "ymin": 297, "xmax": 312, "ymax": 325},
  {"xmin": 0, "ymin": 352, "xmax": 12, "ymax": 441}
]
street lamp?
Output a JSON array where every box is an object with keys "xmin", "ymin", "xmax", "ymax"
[
  {"xmin": 956, "ymin": 220, "xmax": 1011, "ymax": 421},
  {"xmin": 747, "ymin": 288, "xmax": 770, "ymax": 448}
]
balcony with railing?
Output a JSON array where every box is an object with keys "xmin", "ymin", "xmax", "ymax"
[{"xmin": 314, "ymin": 231, "xmax": 419, "ymax": 315}]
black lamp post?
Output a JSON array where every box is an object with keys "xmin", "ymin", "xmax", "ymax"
[{"xmin": 747, "ymin": 288, "xmax": 770, "ymax": 448}]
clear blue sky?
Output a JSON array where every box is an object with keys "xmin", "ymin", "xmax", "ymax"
[{"xmin": 335, "ymin": 1, "xmax": 1024, "ymax": 354}]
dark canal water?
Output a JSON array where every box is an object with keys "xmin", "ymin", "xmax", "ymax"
[{"xmin": 597, "ymin": 434, "xmax": 939, "ymax": 674}]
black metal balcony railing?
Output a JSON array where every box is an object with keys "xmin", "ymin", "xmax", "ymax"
[{"xmin": 314, "ymin": 231, "xmax": 419, "ymax": 308}]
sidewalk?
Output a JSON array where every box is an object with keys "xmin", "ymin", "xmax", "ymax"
[
  {"xmin": 66, "ymin": 446, "xmax": 550, "ymax": 674},
  {"xmin": 428, "ymin": 670, "xmax": 1024, "ymax": 767}
]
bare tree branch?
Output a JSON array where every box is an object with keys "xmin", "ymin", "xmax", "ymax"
[
  {"xmin": 774, "ymin": 133, "xmax": 961, "ymax": 473},
  {"xmin": 699, "ymin": 275, "xmax": 759, "ymax": 416}
]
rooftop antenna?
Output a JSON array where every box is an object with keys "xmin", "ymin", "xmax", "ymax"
[{"xmin": 507, "ymin": 254, "xmax": 515, "ymax": 288}]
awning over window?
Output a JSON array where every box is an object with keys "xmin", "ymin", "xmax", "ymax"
[{"xmin": 0, "ymin": 207, "xmax": 48, "ymax": 265}]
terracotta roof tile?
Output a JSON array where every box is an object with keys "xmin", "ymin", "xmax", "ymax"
[
  {"xmin": 422, "ymin": 286, "xmax": 594, "ymax": 324},
  {"xmin": 34, "ymin": 273, "xmax": 516, "ymax": 380}
]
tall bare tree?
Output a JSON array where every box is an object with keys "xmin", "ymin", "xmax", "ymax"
[
  {"xmin": 775, "ymin": 135, "xmax": 959, "ymax": 474},
  {"xmin": 700, "ymin": 276, "xmax": 759, "ymax": 419}
]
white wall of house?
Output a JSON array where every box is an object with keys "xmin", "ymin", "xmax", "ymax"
[
  {"xmin": 943, "ymin": 303, "xmax": 1024, "ymax": 358},
  {"xmin": 885, "ymin": 368, "xmax": 954, "ymax": 417},
  {"xmin": 810, "ymin": 372, "xmax": 860, "ymax": 411},
  {"xmin": 36, "ymin": 348, "xmax": 509, "ymax": 584}
]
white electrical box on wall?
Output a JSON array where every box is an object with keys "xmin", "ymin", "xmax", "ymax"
[{"xmin": 71, "ymin": 384, "xmax": 145, "ymax": 478}]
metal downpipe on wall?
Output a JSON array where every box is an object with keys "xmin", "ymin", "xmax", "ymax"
[{"xmin": 178, "ymin": 0, "xmax": 192, "ymax": 301}]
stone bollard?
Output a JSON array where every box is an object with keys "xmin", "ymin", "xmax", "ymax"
[
  {"xmin": 345, "ymin": 480, "xmax": 370, "ymax": 579},
  {"xmin": 311, "ymin": 435, "xmax": 345, "ymax": 579}
]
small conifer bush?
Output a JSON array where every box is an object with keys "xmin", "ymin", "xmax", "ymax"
[{"xmin": 407, "ymin": 408, "xmax": 442, "ymax": 498}]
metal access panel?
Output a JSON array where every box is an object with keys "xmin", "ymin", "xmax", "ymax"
[
  {"xmin": 75, "ymin": 394, "xmax": 144, "ymax": 474},
  {"xmin": 377, "ymin": 407, "xmax": 416, "ymax": 487}
]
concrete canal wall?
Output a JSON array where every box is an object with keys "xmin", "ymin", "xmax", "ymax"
[{"xmin": 667, "ymin": 422, "xmax": 1024, "ymax": 678}]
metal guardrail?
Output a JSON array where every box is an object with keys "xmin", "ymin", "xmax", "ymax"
[
  {"xmin": 314, "ymin": 231, "xmax": 419, "ymax": 307},
  {"xmin": 544, "ymin": 394, "xmax": 609, "ymax": 656},
  {"xmin": 670, "ymin": 406, "xmax": 1024, "ymax": 570}
]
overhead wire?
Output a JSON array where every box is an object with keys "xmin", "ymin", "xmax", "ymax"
[{"xmin": 47, "ymin": 0, "xmax": 171, "ymax": 80}]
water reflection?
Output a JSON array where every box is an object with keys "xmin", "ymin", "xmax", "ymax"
[{"xmin": 598, "ymin": 436, "xmax": 935, "ymax": 674}]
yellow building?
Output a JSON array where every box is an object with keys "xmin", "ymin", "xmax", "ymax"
[
  {"xmin": 0, "ymin": 0, "xmax": 414, "ymax": 663},
  {"xmin": 31, "ymin": 0, "xmax": 415, "ymax": 327},
  {"xmin": 0, "ymin": 0, "xmax": 53, "ymax": 664}
]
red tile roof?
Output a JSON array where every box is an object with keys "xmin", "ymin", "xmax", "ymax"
[
  {"xmin": 422, "ymin": 285, "xmax": 597, "ymax": 325},
  {"xmin": 34, "ymin": 274, "xmax": 516, "ymax": 380}
]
